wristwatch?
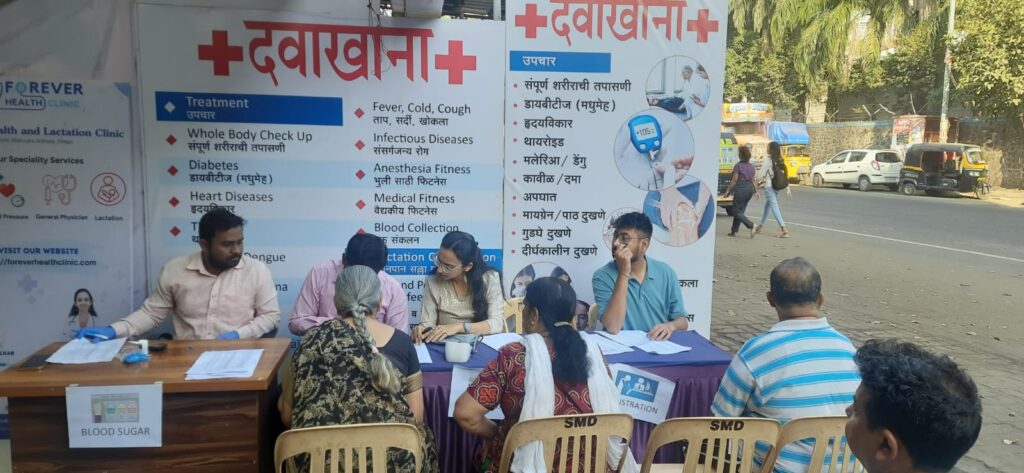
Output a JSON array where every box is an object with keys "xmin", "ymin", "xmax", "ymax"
[{"xmin": 463, "ymin": 322, "xmax": 472, "ymax": 333}]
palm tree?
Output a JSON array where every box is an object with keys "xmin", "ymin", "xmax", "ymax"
[{"xmin": 730, "ymin": 0, "xmax": 919, "ymax": 120}]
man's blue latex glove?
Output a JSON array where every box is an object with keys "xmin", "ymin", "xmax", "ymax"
[
  {"xmin": 215, "ymin": 330, "xmax": 240, "ymax": 340},
  {"xmin": 76, "ymin": 326, "xmax": 117, "ymax": 343}
]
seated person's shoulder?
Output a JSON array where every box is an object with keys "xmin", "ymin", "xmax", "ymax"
[
  {"xmin": 389, "ymin": 327, "xmax": 414, "ymax": 347},
  {"xmin": 592, "ymin": 261, "xmax": 617, "ymax": 278},
  {"xmin": 499, "ymin": 341, "xmax": 527, "ymax": 358}
]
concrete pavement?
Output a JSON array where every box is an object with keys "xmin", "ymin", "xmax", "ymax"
[{"xmin": 711, "ymin": 185, "xmax": 1024, "ymax": 473}]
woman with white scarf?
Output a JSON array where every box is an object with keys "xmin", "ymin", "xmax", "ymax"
[{"xmin": 455, "ymin": 277, "xmax": 639, "ymax": 473}]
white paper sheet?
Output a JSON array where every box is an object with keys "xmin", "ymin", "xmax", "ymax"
[
  {"xmin": 635, "ymin": 340, "xmax": 691, "ymax": 355},
  {"xmin": 47, "ymin": 338, "xmax": 128, "ymax": 364},
  {"xmin": 596, "ymin": 330, "xmax": 650, "ymax": 347},
  {"xmin": 415, "ymin": 343, "xmax": 433, "ymax": 364},
  {"xmin": 590, "ymin": 334, "xmax": 634, "ymax": 355},
  {"xmin": 448, "ymin": 366, "xmax": 504, "ymax": 420},
  {"xmin": 185, "ymin": 349, "xmax": 263, "ymax": 380},
  {"xmin": 481, "ymin": 333, "xmax": 524, "ymax": 351}
]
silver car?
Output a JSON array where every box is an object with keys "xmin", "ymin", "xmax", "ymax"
[{"xmin": 811, "ymin": 149, "xmax": 903, "ymax": 191}]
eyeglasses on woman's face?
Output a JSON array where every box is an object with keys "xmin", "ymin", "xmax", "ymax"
[{"xmin": 432, "ymin": 256, "xmax": 462, "ymax": 274}]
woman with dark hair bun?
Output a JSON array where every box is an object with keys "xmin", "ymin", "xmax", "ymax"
[
  {"xmin": 454, "ymin": 277, "xmax": 637, "ymax": 473},
  {"xmin": 414, "ymin": 231, "xmax": 505, "ymax": 343}
]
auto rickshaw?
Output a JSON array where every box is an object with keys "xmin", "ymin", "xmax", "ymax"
[
  {"xmin": 899, "ymin": 143, "xmax": 991, "ymax": 199},
  {"xmin": 768, "ymin": 122, "xmax": 812, "ymax": 183},
  {"xmin": 717, "ymin": 132, "xmax": 739, "ymax": 215}
]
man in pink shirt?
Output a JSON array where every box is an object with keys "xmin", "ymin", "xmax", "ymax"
[
  {"xmin": 289, "ymin": 233, "xmax": 409, "ymax": 335},
  {"xmin": 77, "ymin": 208, "xmax": 281, "ymax": 341}
]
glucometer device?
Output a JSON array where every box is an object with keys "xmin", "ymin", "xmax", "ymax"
[
  {"xmin": 628, "ymin": 114, "xmax": 664, "ymax": 189},
  {"xmin": 628, "ymin": 114, "xmax": 663, "ymax": 154}
]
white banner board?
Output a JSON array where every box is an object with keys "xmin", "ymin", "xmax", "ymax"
[
  {"xmin": 504, "ymin": 0, "xmax": 728, "ymax": 336},
  {"xmin": 135, "ymin": 5, "xmax": 505, "ymax": 331},
  {"xmin": 0, "ymin": 79, "xmax": 135, "ymax": 437}
]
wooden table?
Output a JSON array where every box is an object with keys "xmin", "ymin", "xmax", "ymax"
[{"xmin": 0, "ymin": 338, "xmax": 290, "ymax": 472}]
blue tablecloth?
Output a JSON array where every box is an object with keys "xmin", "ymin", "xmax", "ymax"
[
  {"xmin": 421, "ymin": 331, "xmax": 734, "ymax": 472},
  {"xmin": 421, "ymin": 331, "xmax": 732, "ymax": 371}
]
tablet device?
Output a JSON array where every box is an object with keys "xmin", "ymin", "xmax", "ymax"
[{"xmin": 16, "ymin": 353, "xmax": 48, "ymax": 370}]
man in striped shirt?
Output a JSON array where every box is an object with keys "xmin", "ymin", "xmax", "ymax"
[{"xmin": 711, "ymin": 257, "xmax": 860, "ymax": 473}]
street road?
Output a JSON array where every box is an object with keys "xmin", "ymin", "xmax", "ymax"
[{"xmin": 712, "ymin": 185, "xmax": 1024, "ymax": 473}]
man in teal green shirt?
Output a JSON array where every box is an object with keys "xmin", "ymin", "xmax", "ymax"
[{"xmin": 592, "ymin": 212, "xmax": 688, "ymax": 340}]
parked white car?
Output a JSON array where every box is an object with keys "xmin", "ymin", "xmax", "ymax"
[{"xmin": 811, "ymin": 149, "xmax": 903, "ymax": 191}]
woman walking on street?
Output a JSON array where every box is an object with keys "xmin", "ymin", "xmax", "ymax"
[
  {"xmin": 754, "ymin": 141, "xmax": 791, "ymax": 238},
  {"xmin": 722, "ymin": 146, "xmax": 760, "ymax": 237}
]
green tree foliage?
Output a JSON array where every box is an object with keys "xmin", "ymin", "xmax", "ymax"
[
  {"xmin": 839, "ymin": 18, "xmax": 946, "ymax": 115},
  {"xmin": 952, "ymin": 0, "xmax": 1024, "ymax": 125},
  {"xmin": 724, "ymin": 29, "xmax": 805, "ymax": 111},
  {"xmin": 730, "ymin": 0, "xmax": 911, "ymax": 95}
]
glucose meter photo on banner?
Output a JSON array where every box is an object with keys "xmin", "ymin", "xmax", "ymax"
[
  {"xmin": 614, "ymin": 109, "xmax": 695, "ymax": 192},
  {"xmin": 628, "ymin": 115, "xmax": 664, "ymax": 189}
]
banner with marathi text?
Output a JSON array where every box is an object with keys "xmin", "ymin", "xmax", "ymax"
[
  {"xmin": 504, "ymin": 0, "xmax": 727, "ymax": 336},
  {"xmin": 135, "ymin": 5, "xmax": 505, "ymax": 329}
]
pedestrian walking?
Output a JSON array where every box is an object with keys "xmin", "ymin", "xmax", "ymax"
[
  {"xmin": 723, "ymin": 146, "xmax": 760, "ymax": 237},
  {"xmin": 754, "ymin": 141, "xmax": 792, "ymax": 238}
]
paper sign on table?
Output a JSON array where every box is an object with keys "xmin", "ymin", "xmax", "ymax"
[
  {"xmin": 481, "ymin": 333, "xmax": 524, "ymax": 351},
  {"xmin": 448, "ymin": 366, "xmax": 504, "ymax": 420},
  {"xmin": 609, "ymin": 363, "xmax": 676, "ymax": 424},
  {"xmin": 415, "ymin": 343, "xmax": 433, "ymax": 364},
  {"xmin": 47, "ymin": 338, "xmax": 128, "ymax": 364},
  {"xmin": 66, "ymin": 383, "xmax": 162, "ymax": 448},
  {"xmin": 185, "ymin": 349, "xmax": 263, "ymax": 380}
]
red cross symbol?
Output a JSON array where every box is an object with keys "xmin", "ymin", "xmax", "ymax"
[
  {"xmin": 198, "ymin": 30, "xmax": 243, "ymax": 76},
  {"xmin": 687, "ymin": 9, "xmax": 719, "ymax": 43},
  {"xmin": 435, "ymin": 40, "xmax": 477, "ymax": 85},
  {"xmin": 515, "ymin": 3, "xmax": 548, "ymax": 39}
]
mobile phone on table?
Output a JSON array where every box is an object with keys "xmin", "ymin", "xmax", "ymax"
[{"xmin": 16, "ymin": 354, "xmax": 48, "ymax": 370}]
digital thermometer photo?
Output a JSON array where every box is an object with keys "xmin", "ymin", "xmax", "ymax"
[{"xmin": 628, "ymin": 114, "xmax": 664, "ymax": 189}]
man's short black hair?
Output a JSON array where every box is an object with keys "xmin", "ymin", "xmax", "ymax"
[
  {"xmin": 611, "ymin": 212, "xmax": 652, "ymax": 240},
  {"xmin": 199, "ymin": 208, "xmax": 245, "ymax": 242},
  {"xmin": 856, "ymin": 339, "xmax": 982, "ymax": 472},
  {"xmin": 769, "ymin": 257, "xmax": 821, "ymax": 307},
  {"xmin": 344, "ymin": 233, "xmax": 388, "ymax": 273}
]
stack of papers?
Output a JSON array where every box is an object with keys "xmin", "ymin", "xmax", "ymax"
[
  {"xmin": 596, "ymin": 330, "xmax": 691, "ymax": 355},
  {"xmin": 589, "ymin": 334, "xmax": 634, "ymax": 355},
  {"xmin": 635, "ymin": 340, "xmax": 691, "ymax": 355},
  {"xmin": 596, "ymin": 330, "xmax": 649, "ymax": 347},
  {"xmin": 415, "ymin": 344, "xmax": 433, "ymax": 364},
  {"xmin": 481, "ymin": 333, "xmax": 524, "ymax": 351},
  {"xmin": 185, "ymin": 349, "xmax": 263, "ymax": 380},
  {"xmin": 47, "ymin": 338, "xmax": 128, "ymax": 364}
]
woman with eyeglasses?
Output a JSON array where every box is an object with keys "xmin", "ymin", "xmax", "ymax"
[
  {"xmin": 454, "ymin": 277, "xmax": 636, "ymax": 472},
  {"xmin": 413, "ymin": 231, "xmax": 505, "ymax": 344}
]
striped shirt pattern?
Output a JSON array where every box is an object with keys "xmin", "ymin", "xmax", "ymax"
[{"xmin": 711, "ymin": 318, "xmax": 860, "ymax": 473}]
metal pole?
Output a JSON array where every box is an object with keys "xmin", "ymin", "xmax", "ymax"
[
  {"xmin": 494, "ymin": 0, "xmax": 502, "ymax": 20},
  {"xmin": 939, "ymin": 0, "xmax": 957, "ymax": 143}
]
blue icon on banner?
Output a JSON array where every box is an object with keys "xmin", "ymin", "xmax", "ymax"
[{"xmin": 615, "ymin": 371, "xmax": 658, "ymax": 402}]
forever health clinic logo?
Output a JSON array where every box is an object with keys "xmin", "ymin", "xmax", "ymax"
[
  {"xmin": 1, "ymin": 80, "xmax": 85, "ymax": 111},
  {"xmin": 615, "ymin": 371, "xmax": 659, "ymax": 402}
]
